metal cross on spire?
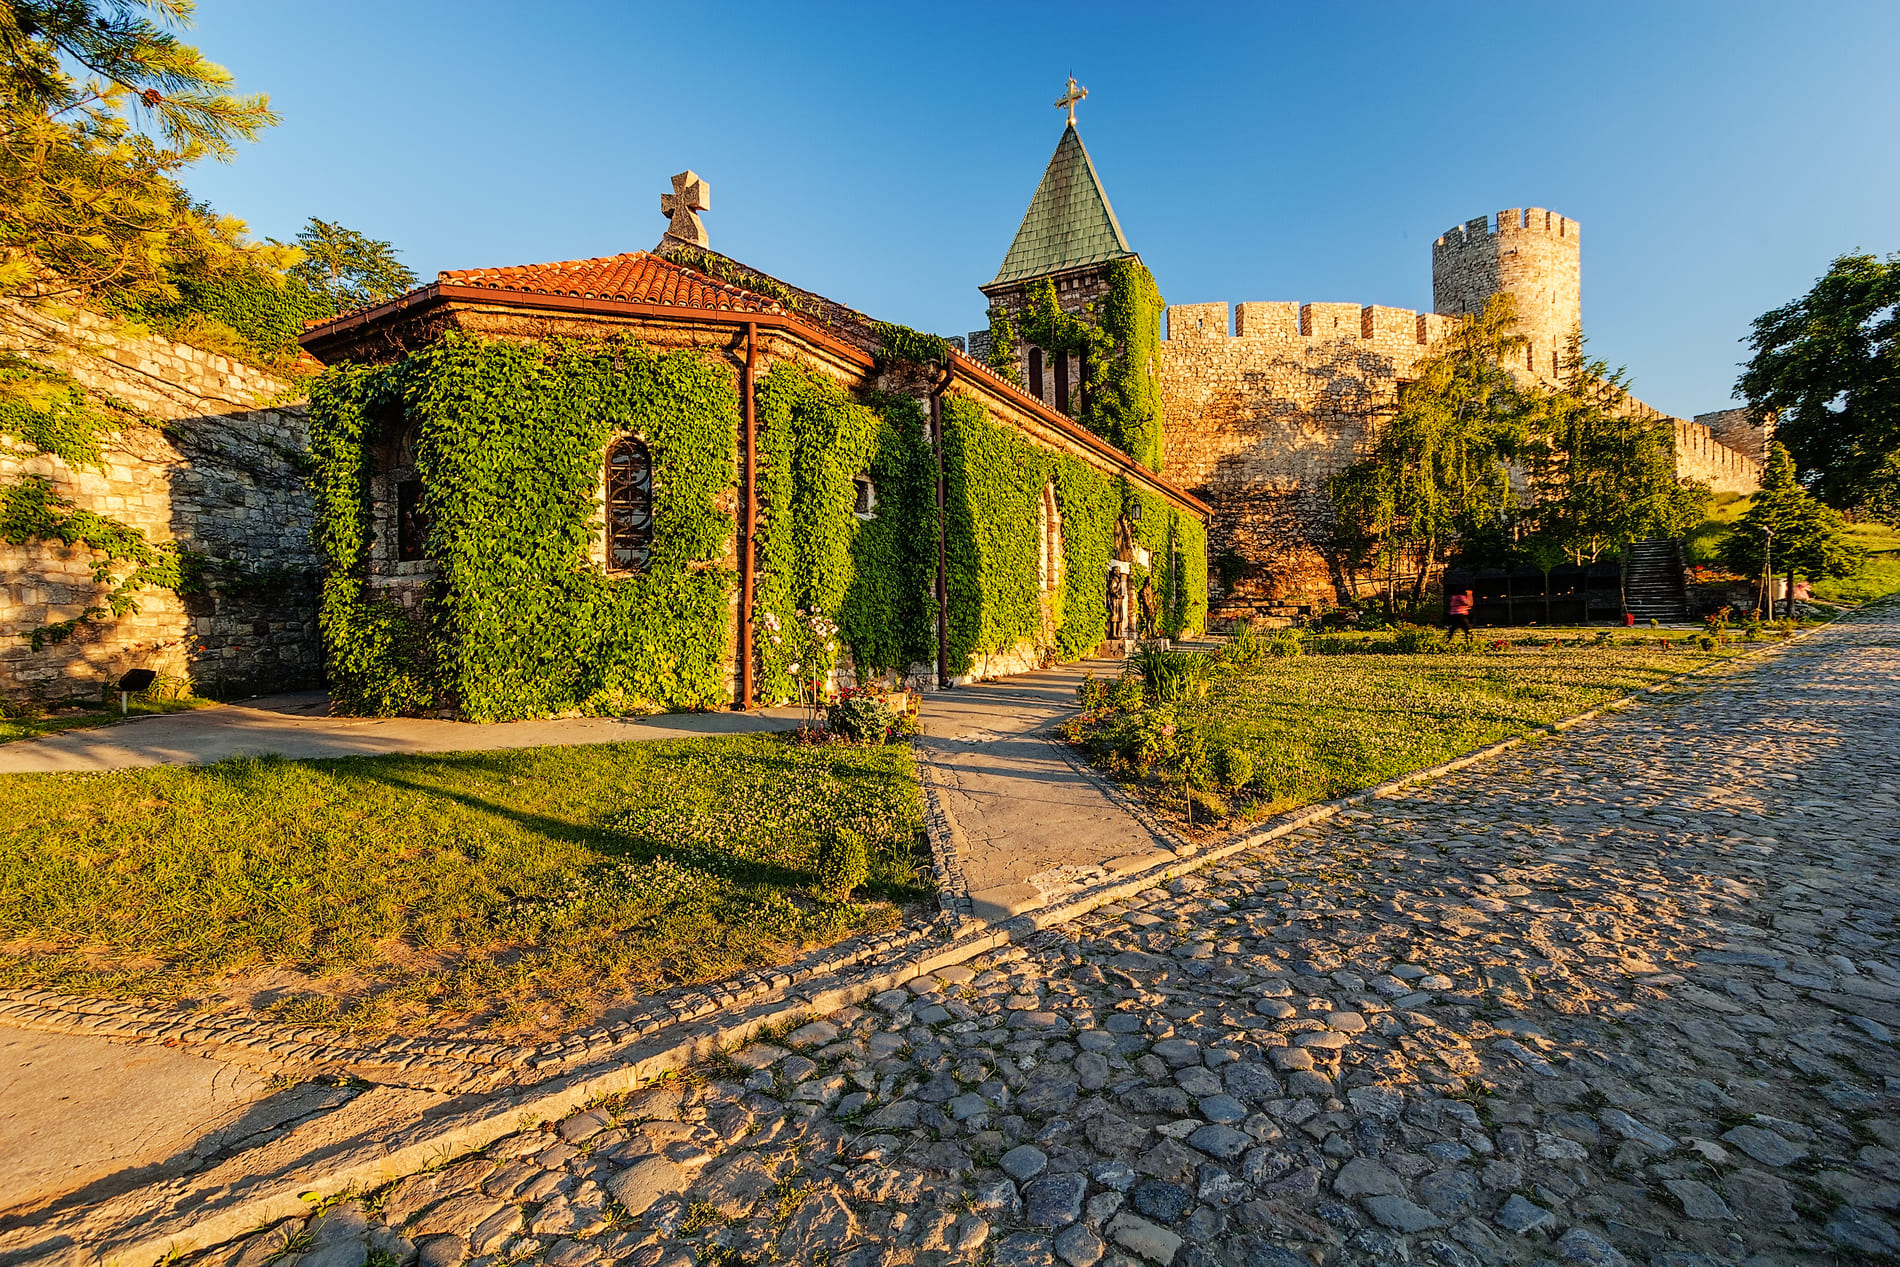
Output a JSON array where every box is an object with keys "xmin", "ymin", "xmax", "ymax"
[
  {"xmin": 1055, "ymin": 76, "xmax": 1087, "ymax": 127},
  {"xmin": 659, "ymin": 170, "xmax": 710, "ymax": 249}
]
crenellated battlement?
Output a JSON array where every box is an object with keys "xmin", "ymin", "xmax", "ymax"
[
  {"xmin": 1433, "ymin": 207, "xmax": 1580, "ymax": 253},
  {"xmin": 1165, "ymin": 301, "xmax": 1457, "ymax": 347}
]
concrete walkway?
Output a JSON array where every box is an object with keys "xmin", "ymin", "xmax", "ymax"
[
  {"xmin": 0, "ymin": 691, "xmax": 807, "ymax": 773},
  {"xmin": 915, "ymin": 660, "xmax": 1176, "ymax": 924}
]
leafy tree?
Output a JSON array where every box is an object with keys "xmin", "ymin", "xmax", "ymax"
[
  {"xmin": 1521, "ymin": 335, "xmax": 1711, "ymax": 562},
  {"xmin": 0, "ymin": 0, "xmax": 278, "ymax": 305},
  {"xmin": 287, "ymin": 218, "xmax": 417, "ymax": 311},
  {"xmin": 1739, "ymin": 252, "xmax": 1900, "ymax": 518},
  {"xmin": 1721, "ymin": 443, "xmax": 1865, "ymax": 616},
  {"xmin": 1329, "ymin": 294, "xmax": 1529, "ymax": 611}
]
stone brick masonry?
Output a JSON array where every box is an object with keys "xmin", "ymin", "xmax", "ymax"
[
  {"xmin": 1, "ymin": 303, "xmax": 320, "ymax": 702},
  {"xmin": 1157, "ymin": 210, "xmax": 1765, "ymax": 614}
]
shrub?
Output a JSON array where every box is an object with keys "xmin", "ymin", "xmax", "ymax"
[
  {"xmin": 1109, "ymin": 673, "xmax": 1146, "ymax": 710},
  {"xmin": 815, "ymin": 829, "xmax": 871, "ymax": 900},
  {"xmin": 826, "ymin": 692, "xmax": 898, "ymax": 744},
  {"xmin": 1076, "ymin": 673, "xmax": 1110, "ymax": 710},
  {"xmin": 1698, "ymin": 634, "xmax": 1718, "ymax": 650},
  {"xmin": 1221, "ymin": 621, "xmax": 1263, "ymax": 667},
  {"xmin": 1266, "ymin": 628, "xmax": 1303, "ymax": 658},
  {"xmin": 1392, "ymin": 625, "xmax": 1437, "ymax": 654},
  {"xmin": 1132, "ymin": 647, "xmax": 1209, "ymax": 703},
  {"xmin": 1214, "ymin": 744, "xmax": 1255, "ymax": 789},
  {"xmin": 1186, "ymin": 788, "xmax": 1229, "ymax": 822}
]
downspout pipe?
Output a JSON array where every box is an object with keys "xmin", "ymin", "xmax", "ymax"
[
  {"xmin": 739, "ymin": 321, "xmax": 758, "ymax": 709},
  {"xmin": 930, "ymin": 361, "xmax": 954, "ymax": 689}
]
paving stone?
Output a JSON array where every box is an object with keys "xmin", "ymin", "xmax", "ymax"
[
  {"xmin": 601, "ymin": 1155, "xmax": 683, "ymax": 1217},
  {"xmin": 1025, "ymin": 1172, "xmax": 1090, "ymax": 1227},
  {"xmin": 778, "ymin": 1191, "xmax": 855, "ymax": 1260},
  {"xmin": 1130, "ymin": 1179, "xmax": 1193, "ymax": 1224},
  {"xmin": 1361, "ymin": 1194, "xmax": 1443, "ymax": 1233},
  {"xmin": 1054, "ymin": 1221, "xmax": 1105, "ymax": 1267},
  {"xmin": 1720, "ymin": 1124, "xmax": 1807, "ymax": 1166},
  {"xmin": 993, "ymin": 1231, "xmax": 1058, "ymax": 1267},
  {"xmin": 1494, "ymin": 1193, "xmax": 1555, "ymax": 1234},
  {"xmin": 1663, "ymin": 1178, "xmax": 1734, "ymax": 1221},
  {"xmin": 1333, "ymin": 1157, "xmax": 1405, "ymax": 1198},
  {"xmin": 1106, "ymin": 1212, "xmax": 1183, "ymax": 1263}
]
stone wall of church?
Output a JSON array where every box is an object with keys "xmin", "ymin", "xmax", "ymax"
[{"xmin": 1, "ymin": 304, "xmax": 320, "ymax": 703}]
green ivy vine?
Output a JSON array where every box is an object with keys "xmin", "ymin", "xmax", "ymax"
[
  {"xmin": 941, "ymin": 393, "xmax": 1203, "ymax": 675},
  {"xmin": 307, "ymin": 334, "xmax": 738, "ymax": 721},
  {"xmin": 751, "ymin": 364, "xmax": 936, "ymax": 700},
  {"xmin": 984, "ymin": 306, "xmax": 1023, "ymax": 386},
  {"xmin": 1015, "ymin": 259, "xmax": 1167, "ymax": 472},
  {"xmin": 0, "ymin": 475, "xmax": 203, "ymax": 649}
]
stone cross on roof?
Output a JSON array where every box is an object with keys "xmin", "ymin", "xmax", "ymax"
[
  {"xmin": 659, "ymin": 170, "xmax": 710, "ymax": 249},
  {"xmin": 1055, "ymin": 76, "xmax": 1087, "ymax": 127}
]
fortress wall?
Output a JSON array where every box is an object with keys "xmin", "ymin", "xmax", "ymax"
[
  {"xmin": 1433, "ymin": 208, "xmax": 1581, "ymax": 384},
  {"xmin": 1673, "ymin": 416, "xmax": 1763, "ymax": 496},
  {"xmin": 1, "ymin": 305, "xmax": 320, "ymax": 702},
  {"xmin": 1695, "ymin": 407, "xmax": 1773, "ymax": 466},
  {"xmin": 1159, "ymin": 300, "xmax": 1445, "ymax": 607}
]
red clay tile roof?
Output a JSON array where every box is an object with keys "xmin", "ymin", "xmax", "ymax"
[{"xmin": 437, "ymin": 251, "xmax": 781, "ymax": 313}]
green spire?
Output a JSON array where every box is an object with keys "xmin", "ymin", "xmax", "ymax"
[{"xmin": 991, "ymin": 123, "xmax": 1135, "ymax": 287}]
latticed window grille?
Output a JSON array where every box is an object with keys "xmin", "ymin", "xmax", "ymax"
[{"xmin": 605, "ymin": 437, "xmax": 654, "ymax": 572}]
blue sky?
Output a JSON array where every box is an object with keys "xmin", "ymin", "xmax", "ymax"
[{"xmin": 181, "ymin": 0, "xmax": 1898, "ymax": 419}]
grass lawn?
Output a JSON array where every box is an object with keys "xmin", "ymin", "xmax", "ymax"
[
  {"xmin": 1, "ymin": 694, "xmax": 213, "ymax": 744},
  {"xmin": 1063, "ymin": 628, "xmax": 1773, "ymax": 834},
  {"xmin": 0, "ymin": 734, "xmax": 928, "ymax": 1036},
  {"xmin": 1813, "ymin": 519, "xmax": 1900, "ymax": 604}
]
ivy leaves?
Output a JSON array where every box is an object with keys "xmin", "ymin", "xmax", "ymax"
[{"xmin": 307, "ymin": 335, "xmax": 738, "ymax": 721}]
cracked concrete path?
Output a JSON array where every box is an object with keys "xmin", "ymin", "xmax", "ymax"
[
  {"xmin": 0, "ymin": 1026, "xmax": 272, "ymax": 1219},
  {"xmin": 0, "ymin": 691, "xmax": 807, "ymax": 773},
  {"xmin": 917, "ymin": 661, "xmax": 1176, "ymax": 924}
]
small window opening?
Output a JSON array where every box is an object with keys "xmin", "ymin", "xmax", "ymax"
[
  {"xmin": 606, "ymin": 437, "xmax": 655, "ymax": 572},
  {"xmin": 1056, "ymin": 350, "xmax": 1070, "ymax": 415},
  {"xmin": 852, "ymin": 474, "xmax": 877, "ymax": 519},
  {"xmin": 397, "ymin": 479, "xmax": 428, "ymax": 561},
  {"xmin": 1029, "ymin": 347, "xmax": 1044, "ymax": 400}
]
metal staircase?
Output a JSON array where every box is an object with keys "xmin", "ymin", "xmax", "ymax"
[{"xmin": 1623, "ymin": 538, "xmax": 1691, "ymax": 624}]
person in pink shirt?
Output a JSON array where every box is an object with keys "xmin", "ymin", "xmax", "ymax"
[{"xmin": 1446, "ymin": 588, "xmax": 1475, "ymax": 644}]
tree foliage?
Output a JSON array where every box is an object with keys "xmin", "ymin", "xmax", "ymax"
[
  {"xmin": 1519, "ymin": 335, "xmax": 1710, "ymax": 562},
  {"xmin": 287, "ymin": 218, "xmax": 417, "ymax": 312},
  {"xmin": 1329, "ymin": 294, "xmax": 1528, "ymax": 606},
  {"xmin": 1739, "ymin": 252, "xmax": 1900, "ymax": 519},
  {"xmin": 1331, "ymin": 299, "xmax": 1713, "ymax": 606},
  {"xmin": 0, "ymin": 0, "xmax": 278, "ymax": 305},
  {"xmin": 1720, "ymin": 443, "xmax": 1865, "ymax": 600}
]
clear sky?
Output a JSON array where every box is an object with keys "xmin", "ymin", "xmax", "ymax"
[{"xmin": 179, "ymin": 0, "xmax": 1898, "ymax": 420}]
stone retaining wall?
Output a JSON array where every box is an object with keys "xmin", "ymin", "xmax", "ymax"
[{"xmin": 1, "ymin": 304, "xmax": 320, "ymax": 702}]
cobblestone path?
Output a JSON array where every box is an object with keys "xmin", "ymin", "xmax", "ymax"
[{"xmin": 196, "ymin": 611, "xmax": 1899, "ymax": 1267}]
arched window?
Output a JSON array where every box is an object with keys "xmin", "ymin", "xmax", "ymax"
[{"xmin": 605, "ymin": 437, "xmax": 654, "ymax": 572}]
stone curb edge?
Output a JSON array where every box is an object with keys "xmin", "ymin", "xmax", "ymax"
[{"xmin": 57, "ymin": 620, "xmax": 1839, "ymax": 1267}]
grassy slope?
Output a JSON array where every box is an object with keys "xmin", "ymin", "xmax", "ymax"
[
  {"xmin": 1813, "ymin": 520, "xmax": 1900, "ymax": 604},
  {"xmin": 0, "ymin": 735, "xmax": 927, "ymax": 1035}
]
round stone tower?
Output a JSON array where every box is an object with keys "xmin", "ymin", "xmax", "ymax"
[{"xmin": 1431, "ymin": 207, "xmax": 1580, "ymax": 381}]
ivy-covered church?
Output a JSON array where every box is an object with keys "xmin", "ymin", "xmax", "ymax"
[{"xmin": 298, "ymin": 120, "xmax": 1207, "ymax": 722}]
